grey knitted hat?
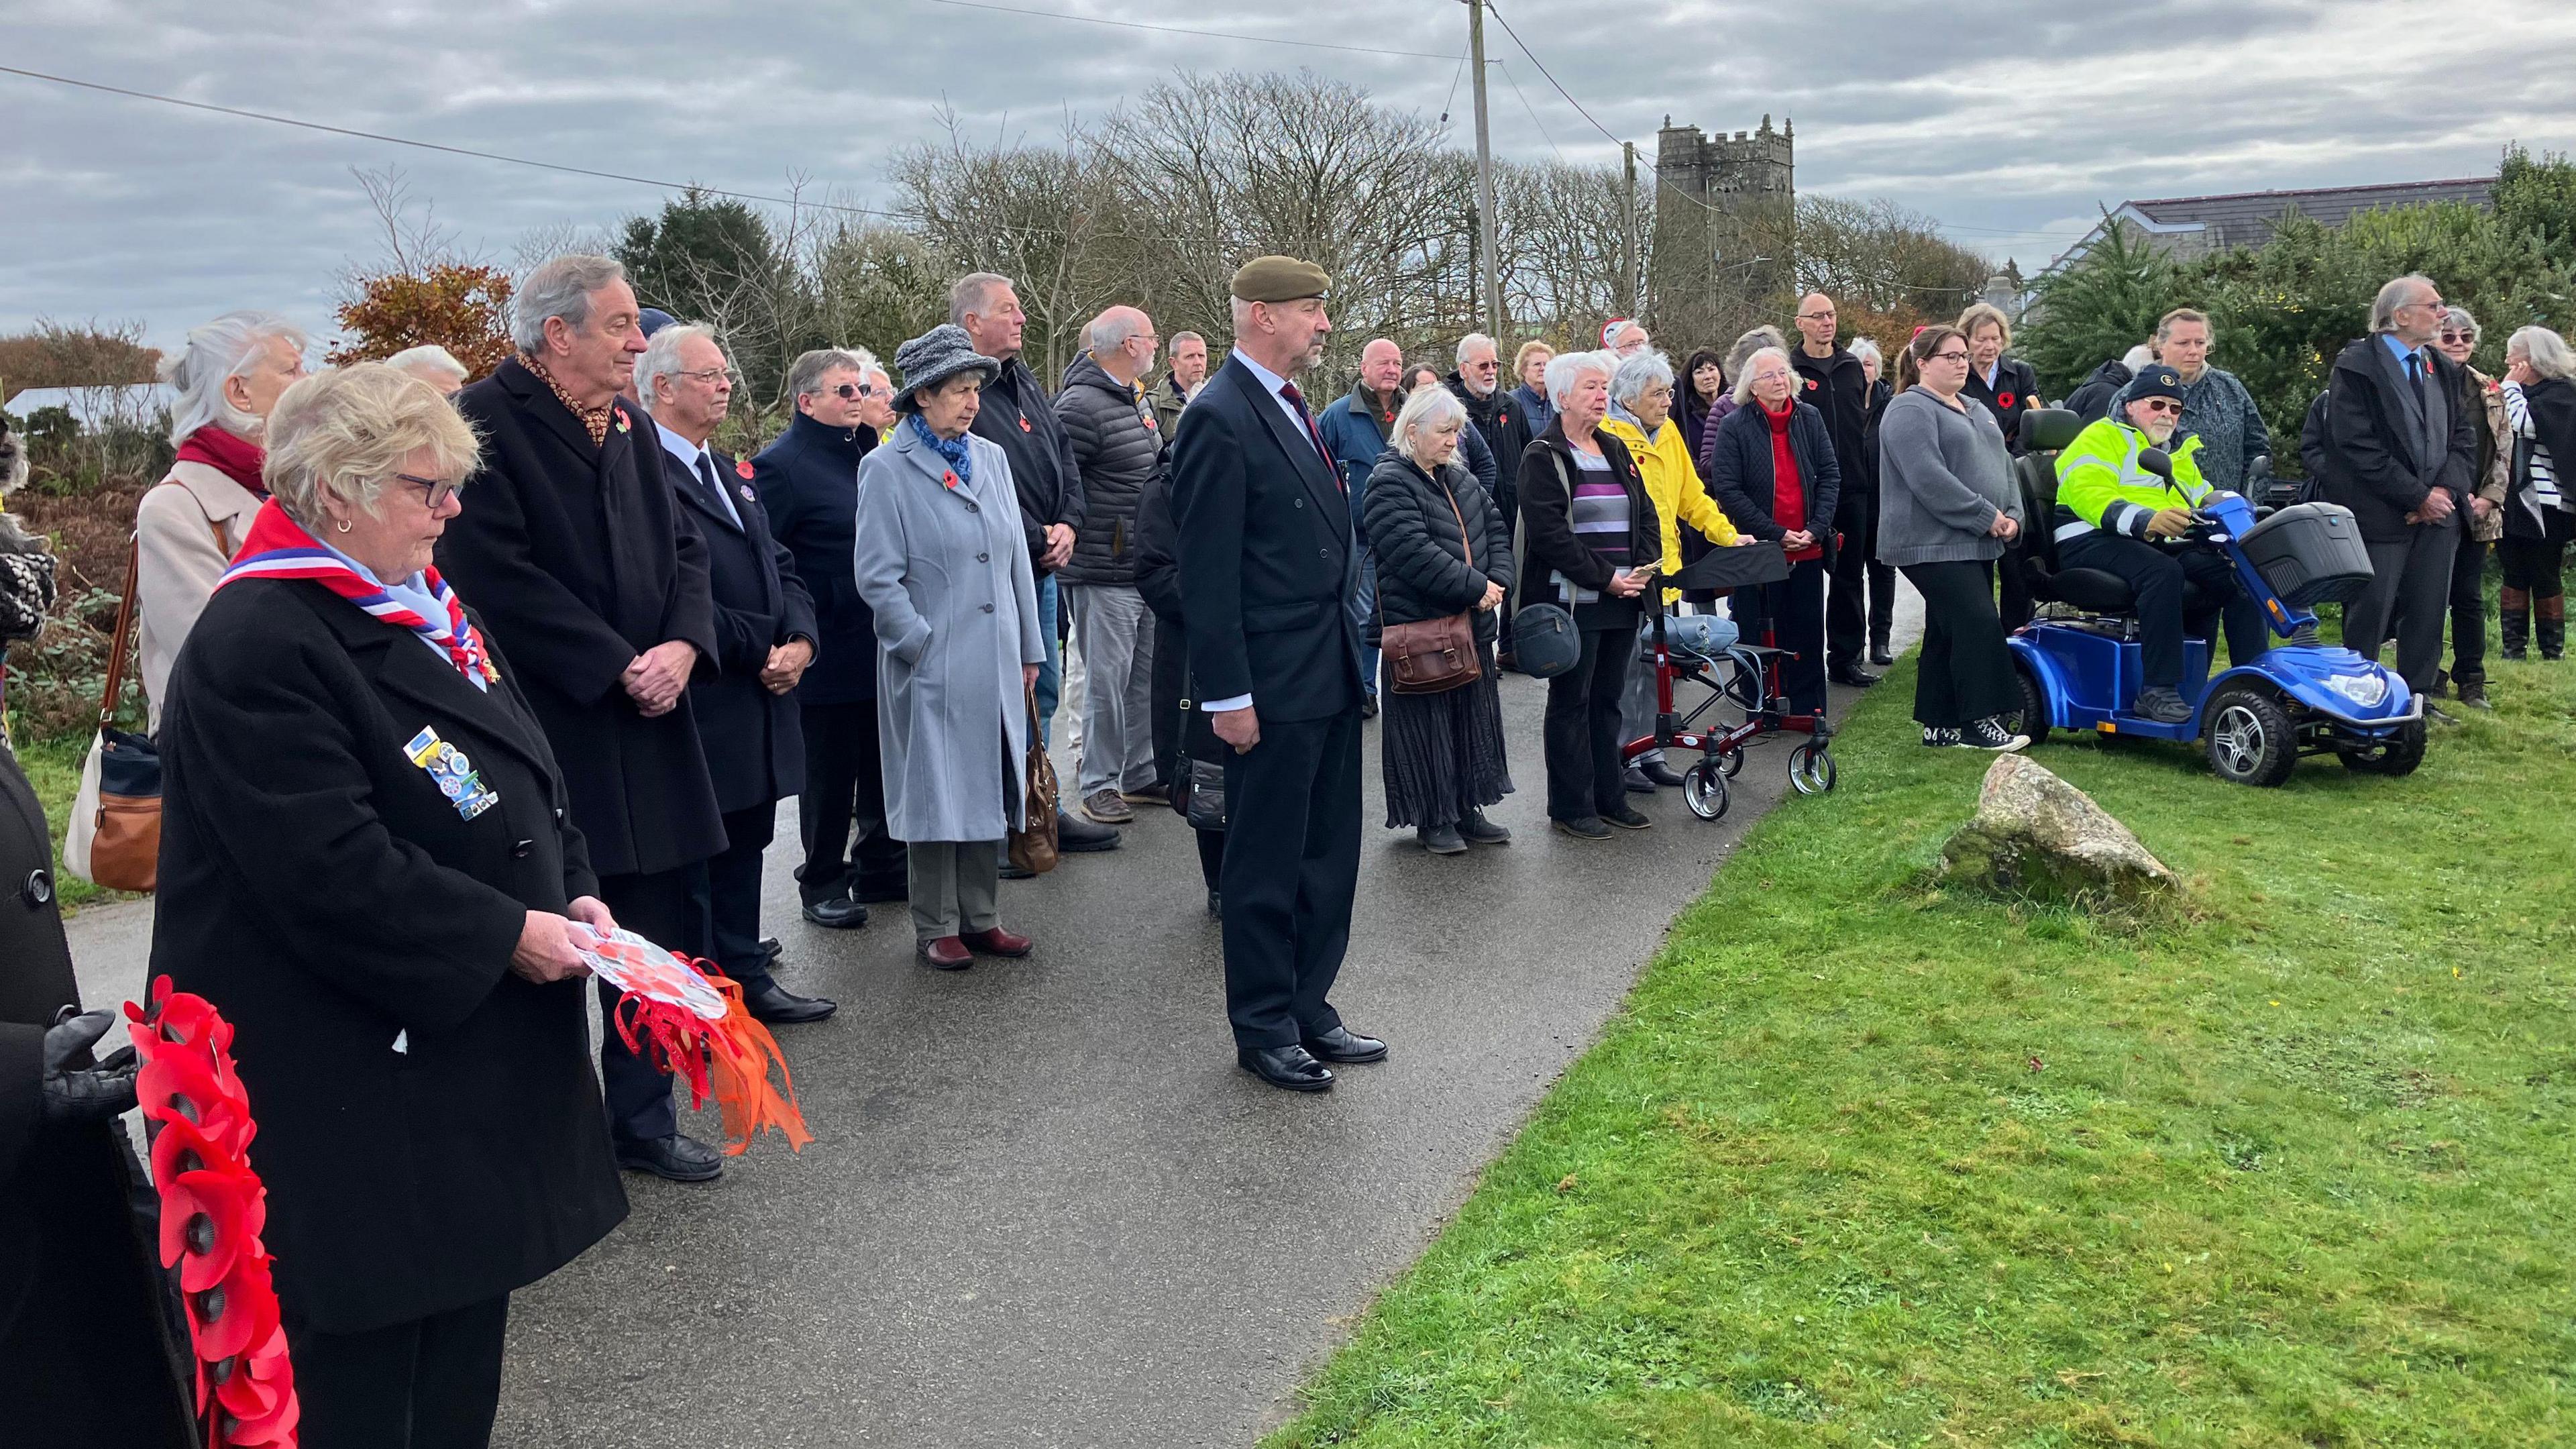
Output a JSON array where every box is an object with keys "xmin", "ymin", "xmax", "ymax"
[{"xmin": 892, "ymin": 324, "xmax": 1002, "ymax": 413}]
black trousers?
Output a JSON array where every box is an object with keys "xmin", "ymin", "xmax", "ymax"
[
  {"xmin": 1149, "ymin": 612, "xmax": 1189, "ymax": 791},
  {"xmin": 1729, "ymin": 557, "xmax": 1830, "ymax": 714},
  {"xmin": 1862, "ymin": 497, "xmax": 1898, "ymax": 651},
  {"xmin": 1902, "ymin": 559, "xmax": 2019, "ymax": 728},
  {"xmin": 596, "ymin": 866, "xmax": 709, "ymax": 1146},
  {"xmin": 2498, "ymin": 535, "xmax": 2567, "ymax": 596},
  {"xmin": 2060, "ymin": 533, "xmax": 2269, "ymax": 688},
  {"xmin": 796, "ymin": 699, "xmax": 906, "ymax": 906},
  {"xmin": 696, "ymin": 801, "xmax": 777, "ymax": 987},
  {"xmin": 1825, "ymin": 496, "xmax": 1878, "ymax": 668},
  {"xmin": 1543, "ymin": 625, "xmax": 1633, "ymax": 822},
  {"xmin": 2444, "ymin": 530, "xmax": 2489, "ymax": 686},
  {"xmin": 2345, "ymin": 517, "xmax": 2461, "ymax": 692},
  {"xmin": 286, "ymin": 1294, "xmax": 509, "ymax": 1449},
  {"xmin": 1220, "ymin": 705, "xmax": 1361, "ymax": 1049},
  {"xmin": 1996, "ymin": 549, "xmax": 2034, "ymax": 630}
]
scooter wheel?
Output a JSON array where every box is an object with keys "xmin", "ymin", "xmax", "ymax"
[
  {"xmin": 2010, "ymin": 663, "xmax": 2051, "ymax": 748},
  {"xmin": 2202, "ymin": 685, "xmax": 2298, "ymax": 787},
  {"xmin": 1682, "ymin": 759, "xmax": 1729, "ymax": 820},
  {"xmin": 1788, "ymin": 743, "xmax": 1838, "ymax": 796}
]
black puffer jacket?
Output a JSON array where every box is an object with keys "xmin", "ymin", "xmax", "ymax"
[
  {"xmin": 1360, "ymin": 449, "xmax": 1513, "ymax": 647},
  {"xmin": 1444, "ymin": 371, "xmax": 1534, "ymax": 514},
  {"xmin": 2063, "ymin": 358, "xmax": 2134, "ymax": 423},
  {"xmin": 1053, "ymin": 352, "xmax": 1161, "ymax": 585},
  {"xmin": 1706, "ymin": 398, "xmax": 1843, "ymax": 565}
]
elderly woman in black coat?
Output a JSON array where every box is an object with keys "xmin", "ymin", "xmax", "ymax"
[
  {"xmin": 1364, "ymin": 384, "xmax": 1515, "ymax": 854},
  {"xmin": 153, "ymin": 364, "xmax": 627, "ymax": 1449},
  {"xmin": 1707, "ymin": 345, "xmax": 1842, "ymax": 716}
]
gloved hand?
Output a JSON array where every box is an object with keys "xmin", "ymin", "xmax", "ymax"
[
  {"xmin": 2145, "ymin": 506, "xmax": 2195, "ymax": 540},
  {"xmin": 41, "ymin": 1007, "xmax": 138, "ymax": 1124}
]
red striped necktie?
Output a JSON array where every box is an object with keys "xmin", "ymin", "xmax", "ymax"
[{"xmin": 1275, "ymin": 380, "xmax": 1340, "ymax": 490}]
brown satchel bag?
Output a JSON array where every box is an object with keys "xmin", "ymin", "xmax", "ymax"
[
  {"xmin": 1379, "ymin": 471, "xmax": 1485, "ymax": 696},
  {"xmin": 64, "ymin": 536, "xmax": 162, "ymax": 892},
  {"xmin": 1006, "ymin": 688, "xmax": 1061, "ymax": 875}
]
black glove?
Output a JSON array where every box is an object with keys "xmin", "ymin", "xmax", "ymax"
[{"xmin": 42, "ymin": 1007, "xmax": 138, "ymax": 1124}]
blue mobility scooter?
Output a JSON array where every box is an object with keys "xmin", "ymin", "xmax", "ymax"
[{"xmin": 2006, "ymin": 409, "xmax": 2424, "ymax": 786}]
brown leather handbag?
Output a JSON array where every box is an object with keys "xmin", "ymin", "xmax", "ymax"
[
  {"xmin": 1006, "ymin": 688, "xmax": 1060, "ymax": 875},
  {"xmin": 1380, "ymin": 473, "xmax": 1485, "ymax": 695},
  {"xmin": 64, "ymin": 537, "xmax": 161, "ymax": 892}
]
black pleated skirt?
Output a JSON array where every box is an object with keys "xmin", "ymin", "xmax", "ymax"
[{"xmin": 1379, "ymin": 640, "xmax": 1513, "ymax": 828}]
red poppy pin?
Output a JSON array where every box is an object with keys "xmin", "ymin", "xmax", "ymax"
[
  {"xmin": 1805, "ymin": 378, "xmax": 1819, "ymax": 390},
  {"xmin": 1998, "ymin": 391, "xmax": 2018, "ymax": 409},
  {"xmin": 613, "ymin": 411, "xmax": 631, "ymax": 434},
  {"xmin": 941, "ymin": 470, "xmax": 960, "ymax": 490},
  {"xmin": 735, "ymin": 458, "xmax": 755, "ymax": 480},
  {"xmin": 1019, "ymin": 416, "xmax": 1032, "ymax": 433}
]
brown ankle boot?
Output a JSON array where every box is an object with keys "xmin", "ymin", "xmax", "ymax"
[{"xmin": 2500, "ymin": 586, "xmax": 2531, "ymax": 660}]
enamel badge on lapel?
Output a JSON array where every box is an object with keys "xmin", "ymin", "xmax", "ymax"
[
  {"xmin": 406, "ymin": 727, "xmax": 500, "ymax": 820},
  {"xmin": 739, "ymin": 484, "xmax": 757, "ymax": 502}
]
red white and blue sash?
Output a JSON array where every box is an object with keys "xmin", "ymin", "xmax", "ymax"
[{"xmin": 215, "ymin": 498, "xmax": 498, "ymax": 684}]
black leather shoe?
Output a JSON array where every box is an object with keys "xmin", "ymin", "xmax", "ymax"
[
  {"xmin": 1553, "ymin": 815, "xmax": 1612, "ymax": 841},
  {"xmin": 757, "ymin": 936, "xmax": 784, "ymax": 966},
  {"xmin": 802, "ymin": 896, "xmax": 869, "ymax": 929},
  {"xmin": 614, "ymin": 1133, "xmax": 724, "ymax": 1183},
  {"xmin": 1056, "ymin": 810, "xmax": 1122, "ymax": 853},
  {"xmin": 1623, "ymin": 766, "xmax": 1658, "ymax": 794},
  {"xmin": 1829, "ymin": 663, "xmax": 1882, "ymax": 688},
  {"xmin": 1870, "ymin": 643, "xmax": 1894, "ymax": 667},
  {"xmin": 1603, "ymin": 806, "xmax": 1654, "ymax": 830},
  {"xmin": 1639, "ymin": 757, "xmax": 1686, "ymax": 788},
  {"xmin": 1205, "ymin": 888, "xmax": 1222, "ymax": 917},
  {"xmin": 1301, "ymin": 1024, "xmax": 1387, "ymax": 1064},
  {"xmin": 740, "ymin": 977, "xmax": 837, "ymax": 1026},
  {"xmin": 1238, "ymin": 1043, "xmax": 1334, "ymax": 1092}
]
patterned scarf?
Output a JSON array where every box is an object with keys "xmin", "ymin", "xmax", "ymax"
[
  {"xmin": 523, "ymin": 354, "xmax": 616, "ymax": 445},
  {"xmin": 908, "ymin": 413, "xmax": 972, "ymax": 488},
  {"xmin": 215, "ymin": 498, "xmax": 498, "ymax": 685}
]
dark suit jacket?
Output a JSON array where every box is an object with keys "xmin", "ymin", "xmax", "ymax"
[
  {"xmin": 752, "ymin": 413, "xmax": 877, "ymax": 705},
  {"xmin": 439, "ymin": 358, "xmax": 724, "ymax": 876},
  {"xmin": 1961, "ymin": 356, "xmax": 2042, "ymax": 456},
  {"xmin": 2322, "ymin": 334, "xmax": 2477, "ymax": 543},
  {"xmin": 656, "ymin": 438, "xmax": 817, "ymax": 814},
  {"xmin": 154, "ymin": 579, "xmax": 627, "ymax": 1335},
  {"xmin": 1, "ymin": 747, "xmax": 195, "ymax": 1444},
  {"xmin": 1171, "ymin": 355, "xmax": 1364, "ymax": 721},
  {"xmin": 971, "ymin": 356, "xmax": 1087, "ymax": 574}
]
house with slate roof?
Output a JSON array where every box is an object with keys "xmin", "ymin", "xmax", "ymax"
[{"xmin": 2046, "ymin": 176, "xmax": 2496, "ymax": 273}]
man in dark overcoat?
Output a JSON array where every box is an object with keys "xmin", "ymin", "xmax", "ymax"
[
  {"xmin": 639, "ymin": 324, "xmax": 832, "ymax": 1025},
  {"xmin": 755, "ymin": 348, "xmax": 907, "ymax": 924},
  {"xmin": 2323, "ymin": 272, "xmax": 2479, "ymax": 708},
  {"xmin": 1, "ymin": 745, "xmax": 196, "ymax": 1445},
  {"xmin": 1172, "ymin": 256, "xmax": 1383, "ymax": 1094},
  {"xmin": 438, "ymin": 254, "xmax": 731, "ymax": 1183}
]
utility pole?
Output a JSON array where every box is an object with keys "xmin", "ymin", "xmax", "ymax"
[
  {"xmin": 1620, "ymin": 141, "xmax": 1639, "ymax": 317},
  {"xmin": 1465, "ymin": 0, "xmax": 1502, "ymax": 339}
]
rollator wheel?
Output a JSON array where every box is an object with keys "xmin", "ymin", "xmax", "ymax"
[
  {"xmin": 1719, "ymin": 746, "xmax": 1745, "ymax": 779},
  {"xmin": 1788, "ymin": 743, "xmax": 1838, "ymax": 796},
  {"xmin": 1682, "ymin": 759, "xmax": 1729, "ymax": 820}
]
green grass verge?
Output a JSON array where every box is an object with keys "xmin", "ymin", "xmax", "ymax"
[
  {"xmin": 1272, "ymin": 651, "xmax": 2576, "ymax": 1446},
  {"xmin": 5, "ymin": 729, "xmax": 125, "ymax": 913}
]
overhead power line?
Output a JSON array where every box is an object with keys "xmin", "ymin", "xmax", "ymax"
[
  {"xmin": 0, "ymin": 63, "xmax": 903, "ymax": 220},
  {"xmin": 914, "ymin": 0, "xmax": 1454, "ymax": 59},
  {"xmin": 1479, "ymin": 4, "xmax": 1718, "ymax": 216}
]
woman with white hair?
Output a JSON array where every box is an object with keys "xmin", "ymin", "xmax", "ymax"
[
  {"xmin": 1516, "ymin": 349, "xmax": 1660, "ymax": 841},
  {"xmin": 1695, "ymin": 325, "xmax": 1790, "ymax": 476},
  {"xmin": 152, "ymin": 363, "xmax": 627, "ymax": 1448},
  {"xmin": 1705, "ymin": 345, "xmax": 1842, "ymax": 716},
  {"xmin": 137, "ymin": 309, "xmax": 309, "ymax": 725},
  {"xmin": 2500, "ymin": 324, "xmax": 2576, "ymax": 661},
  {"xmin": 384, "ymin": 343, "xmax": 472, "ymax": 397},
  {"xmin": 1362, "ymin": 384, "xmax": 1515, "ymax": 853}
]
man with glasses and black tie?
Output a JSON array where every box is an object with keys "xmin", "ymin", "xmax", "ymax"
[
  {"xmin": 2323, "ymin": 274, "xmax": 2479, "ymax": 713},
  {"xmin": 755, "ymin": 348, "xmax": 912, "ymax": 930},
  {"xmin": 2053, "ymin": 362, "xmax": 2269, "ymax": 724}
]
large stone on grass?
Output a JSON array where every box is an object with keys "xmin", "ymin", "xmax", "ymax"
[{"xmin": 1935, "ymin": 755, "xmax": 2174, "ymax": 907}]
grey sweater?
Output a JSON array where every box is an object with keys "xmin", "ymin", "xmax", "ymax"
[{"xmin": 1876, "ymin": 388, "xmax": 2023, "ymax": 566}]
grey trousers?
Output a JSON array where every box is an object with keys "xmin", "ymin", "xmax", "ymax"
[
  {"xmin": 907, "ymin": 839, "xmax": 1002, "ymax": 941},
  {"xmin": 2346, "ymin": 516, "xmax": 2460, "ymax": 692},
  {"xmin": 1066, "ymin": 582, "xmax": 1157, "ymax": 798}
]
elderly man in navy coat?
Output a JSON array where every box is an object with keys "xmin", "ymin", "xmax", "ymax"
[
  {"xmin": 439, "ymin": 254, "xmax": 730, "ymax": 1183},
  {"xmin": 639, "ymin": 323, "xmax": 833, "ymax": 1026},
  {"xmin": 755, "ymin": 347, "xmax": 908, "ymax": 926},
  {"xmin": 1173, "ymin": 256, "xmax": 1383, "ymax": 1094}
]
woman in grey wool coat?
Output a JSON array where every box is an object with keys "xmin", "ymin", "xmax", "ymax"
[{"xmin": 854, "ymin": 325, "xmax": 1048, "ymax": 970}]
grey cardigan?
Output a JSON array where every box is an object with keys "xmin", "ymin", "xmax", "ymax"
[{"xmin": 1876, "ymin": 388, "xmax": 2024, "ymax": 567}]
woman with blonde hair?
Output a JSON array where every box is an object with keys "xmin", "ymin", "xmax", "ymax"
[
  {"xmin": 1362, "ymin": 384, "xmax": 1515, "ymax": 853},
  {"xmin": 1955, "ymin": 301, "xmax": 2040, "ymax": 626}
]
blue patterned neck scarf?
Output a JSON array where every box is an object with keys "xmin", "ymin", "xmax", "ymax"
[{"xmin": 908, "ymin": 412, "xmax": 972, "ymax": 488}]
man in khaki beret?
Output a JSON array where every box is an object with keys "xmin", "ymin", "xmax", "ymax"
[{"xmin": 1171, "ymin": 256, "xmax": 1383, "ymax": 1093}]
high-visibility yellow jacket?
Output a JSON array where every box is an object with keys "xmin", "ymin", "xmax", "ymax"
[
  {"xmin": 1602, "ymin": 412, "xmax": 1737, "ymax": 604},
  {"xmin": 2051, "ymin": 417, "xmax": 2211, "ymax": 543}
]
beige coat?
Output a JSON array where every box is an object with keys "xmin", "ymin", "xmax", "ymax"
[
  {"xmin": 2468, "ymin": 366, "xmax": 2511, "ymax": 544},
  {"xmin": 136, "ymin": 462, "xmax": 261, "ymax": 729}
]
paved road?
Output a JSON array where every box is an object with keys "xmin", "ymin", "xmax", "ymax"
[{"xmin": 69, "ymin": 593, "xmax": 1919, "ymax": 1447}]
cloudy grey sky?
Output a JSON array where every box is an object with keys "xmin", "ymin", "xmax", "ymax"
[{"xmin": 5, "ymin": 0, "xmax": 2571, "ymax": 350}]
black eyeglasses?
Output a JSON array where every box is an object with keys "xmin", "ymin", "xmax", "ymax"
[
  {"xmin": 2139, "ymin": 398, "xmax": 2184, "ymax": 416},
  {"xmin": 394, "ymin": 472, "xmax": 462, "ymax": 508},
  {"xmin": 2439, "ymin": 331, "xmax": 2475, "ymax": 344},
  {"xmin": 1929, "ymin": 350, "xmax": 1970, "ymax": 364}
]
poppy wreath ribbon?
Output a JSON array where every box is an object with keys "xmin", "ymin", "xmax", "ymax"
[
  {"xmin": 126, "ymin": 977, "xmax": 302, "ymax": 1448},
  {"xmin": 582, "ymin": 934, "xmax": 813, "ymax": 1155}
]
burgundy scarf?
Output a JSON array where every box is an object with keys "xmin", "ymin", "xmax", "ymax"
[{"xmin": 176, "ymin": 425, "xmax": 267, "ymax": 497}]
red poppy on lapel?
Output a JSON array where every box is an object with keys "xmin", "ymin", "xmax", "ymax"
[
  {"xmin": 735, "ymin": 458, "xmax": 755, "ymax": 480},
  {"xmin": 941, "ymin": 470, "xmax": 960, "ymax": 490},
  {"xmin": 1019, "ymin": 415, "xmax": 1031, "ymax": 432},
  {"xmin": 1998, "ymin": 391, "xmax": 2018, "ymax": 409},
  {"xmin": 1805, "ymin": 378, "xmax": 1818, "ymax": 390}
]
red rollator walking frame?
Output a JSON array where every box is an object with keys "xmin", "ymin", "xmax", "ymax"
[{"xmin": 1619, "ymin": 541, "xmax": 1838, "ymax": 821}]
